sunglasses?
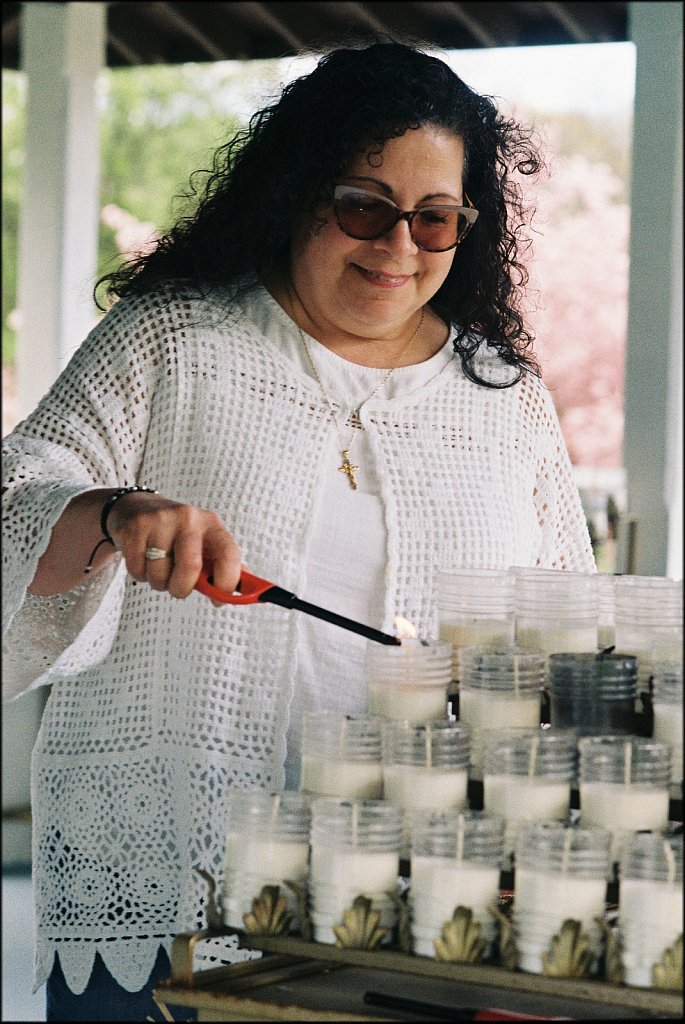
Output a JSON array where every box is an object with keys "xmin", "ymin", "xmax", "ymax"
[{"xmin": 332, "ymin": 185, "xmax": 479, "ymax": 252}]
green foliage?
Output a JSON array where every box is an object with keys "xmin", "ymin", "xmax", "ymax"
[
  {"xmin": 2, "ymin": 72, "xmax": 25, "ymax": 366},
  {"xmin": 97, "ymin": 63, "xmax": 248, "ymax": 282}
]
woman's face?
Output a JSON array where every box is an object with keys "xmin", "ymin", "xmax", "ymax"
[{"xmin": 290, "ymin": 124, "xmax": 466, "ymax": 343}]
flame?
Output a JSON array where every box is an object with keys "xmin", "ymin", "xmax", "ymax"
[{"xmin": 393, "ymin": 615, "xmax": 417, "ymax": 640}]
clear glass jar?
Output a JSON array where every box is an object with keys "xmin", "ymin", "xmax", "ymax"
[
  {"xmin": 596, "ymin": 573, "xmax": 617, "ymax": 650},
  {"xmin": 382, "ymin": 720, "xmax": 470, "ymax": 856},
  {"xmin": 222, "ymin": 790, "xmax": 311, "ymax": 931},
  {"xmin": 436, "ymin": 568, "xmax": 515, "ymax": 690},
  {"xmin": 458, "ymin": 646, "xmax": 545, "ymax": 779},
  {"xmin": 512, "ymin": 567, "xmax": 598, "ymax": 655},
  {"xmin": 409, "ymin": 810, "xmax": 505, "ymax": 957},
  {"xmin": 300, "ymin": 711, "xmax": 383, "ymax": 800},
  {"xmin": 366, "ymin": 640, "xmax": 452, "ymax": 723},
  {"xmin": 482, "ymin": 727, "xmax": 577, "ymax": 862},
  {"xmin": 578, "ymin": 735, "xmax": 672, "ymax": 862},
  {"xmin": 309, "ymin": 798, "xmax": 403, "ymax": 945},
  {"xmin": 613, "ymin": 576, "xmax": 683, "ymax": 688},
  {"xmin": 513, "ymin": 820, "xmax": 612, "ymax": 975},
  {"xmin": 618, "ymin": 832, "xmax": 683, "ymax": 988},
  {"xmin": 651, "ymin": 660, "xmax": 683, "ymax": 793},
  {"xmin": 548, "ymin": 651, "xmax": 638, "ymax": 737}
]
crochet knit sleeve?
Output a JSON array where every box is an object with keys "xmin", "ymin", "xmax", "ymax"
[
  {"xmin": 527, "ymin": 373, "xmax": 597, "ymax": 572},
  {"xmin": 2, "ymin": 290, "xmax": 171, "ymax": 703}
]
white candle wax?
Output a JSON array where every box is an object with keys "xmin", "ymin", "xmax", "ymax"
[
  {"xmin": 410, "ymin": 854, "xmax": 500, "ymax": 923},
  {"xmin": 458, "ymin": 689, "xmax": 541, "ymax": 775},
  {"xmin": 484, "ymin": 774, "xmax": 570, "ymax": 821},
  {"xmin": 222, "ymin": 834, "xmax": 309, "ymax": 929},
  {"xmin": 483, "ymin": 774, "xmax": 570, "ymax": 855},
  {"xmin": 516, "ymin": 624, "xmax": 598, "ymax": 654},
  {"xmin": 579, "ymin": 782, "xmax": 670, "ymax": 832},
  {"xmin": 300, "ymin": 755, "xmax": 383, "ymax": 799},
  {"xmin": 597, "ymin": 623, "xmax": 616, "ymax": 650},
  {"xmin": 310, "ymin": 846, "xmax": 398, "ymax": 893},
  {"xmin": 439, "ymin": 620, "xmax": 514, "ymax": 676},
  {"xmin": 410, "ymin": 854, "xmax": 500, "ymax": 955},
  {"xmin": 309, "ymin": 846, "xmax": 399, "ymax": 943},
  {"xmin": 383, "ymin": 764, "xmax": 468, "ymax": 811},
  {"xmin": 514, "ymin": 866, "xmax": 607, "ymax": 974},
  {"xmin": 368, "ymin": 683, "xmax": 447, "ymax": 723},
  {"xmin": 619, "ymin": 877, "xmax": 684, "ymax": 987},
  {"xmin": 652, "ymin": 704, "xmax": 683, "ymax": 784}
]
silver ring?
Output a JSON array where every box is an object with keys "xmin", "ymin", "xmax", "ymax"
[{"xmin": 144, "ymin": 547, "xmax": 170, "ymax": 561}]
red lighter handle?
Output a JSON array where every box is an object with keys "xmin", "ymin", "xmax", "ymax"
[{"xmin": 195, "ymin": 568, "xmax": 275, "ymax": 605}]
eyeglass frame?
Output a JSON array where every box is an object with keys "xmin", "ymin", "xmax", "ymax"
[{"xmin": 331, "ymin": 185, "xmax": 479, "ymax": 252}]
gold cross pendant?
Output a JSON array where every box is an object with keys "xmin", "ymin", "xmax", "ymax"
[{"xmin": 339, "ymin": 449, "xmax": 359, "ymax": 490}]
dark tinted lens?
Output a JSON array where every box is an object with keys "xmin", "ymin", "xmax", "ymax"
[
  {"xmin": 412, "ymin": 209, "xmax": 465, "ymax": 251},
  {"xmin": 335, "ymin": 192, "xmax": 396, "ymax": 239}
]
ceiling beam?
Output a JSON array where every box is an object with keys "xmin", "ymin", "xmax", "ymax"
[
  {"xmin": 232, "ymin": 2, "xmax": 305, "ymax": 50},
  {"xmin": 153, "ymin": 1, "xmax": 228, "ymax": 60},
  {"xmin": 107, "ymin": 29, "xmax": 145, "ymax": 66},
  {"xmin": 541, "ymin": 1, "xmax": 593, "ymax": 43},
  {"xmin": 445, "ymin": 2, "xmax": 499, "ymax": 48}
]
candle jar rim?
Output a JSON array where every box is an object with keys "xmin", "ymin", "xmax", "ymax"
[{"xmin": 620, "ymin": 832, "xmax": 683, "ymax": 883}]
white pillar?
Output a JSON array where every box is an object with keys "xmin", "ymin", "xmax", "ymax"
[
  {"xmin": 621, "ymin": 3, "xmax": 683, "ymax": 577},
  {"xmin": 16, "ymin": 1, "xmax": 106, "ymax": 418},
  {"xmin": 4, "ymin": 1, "xmax": 105, "ymax": 866}
]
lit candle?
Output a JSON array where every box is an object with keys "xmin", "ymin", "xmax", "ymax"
[{"xmin": 367, "ymin": 617, "xmax": 452, "ymax": 723}]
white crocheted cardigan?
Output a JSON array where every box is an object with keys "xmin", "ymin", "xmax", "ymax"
[{"xmin": 2, "ymin": 281, "xmax": 595, "ymax": 993}]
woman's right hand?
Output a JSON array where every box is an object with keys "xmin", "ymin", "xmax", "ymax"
[
  {"xmin": 28, "ymin": 487, "xmax": 242, "ymax": 600},
  {"xmin": 106, "ymin": 490, "xmax": 242, "ymax": 600}
]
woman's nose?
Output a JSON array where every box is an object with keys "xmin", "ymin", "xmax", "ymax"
[{"xmin": 372, "ymin": 216, "xmax": 419, "ymax": 255}]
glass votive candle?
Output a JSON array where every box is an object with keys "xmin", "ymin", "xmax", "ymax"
[
  {"xmin": 578, "ymin": 735, "xmax": 672, "ymax": 862},
  {"xmin": 513, "ymin": 820, "xmax": 612, "ymax": 976},
  {"xmin": 458, "ymin": 646, "xmax": 546, "ymax": 779},
  {"xmin": 596, "ymin": 574, "xmax": 617, "ymax": 650},
  {"xmin": 409, "ymin": 810, "xmax": 505, "ymax": 958},
  {"xmin": 613, "ymin": 576, "xmax": 683, "ymax": 688},
  {"xmin": 222, "ymin": 789, "xmax": 311, "ymax": 931},
  {"xmin": 482, "ymin": 727, "xmax": 577, "ymax": 863},
  {"xmin": 382, "ymin": 720, "xmax": 470, "ymax": 855},
  {"xmin": 366, "ymin": 638, "xmax": 452, "ymax": 723},
  {"xmin": 512, "ymin": 567, "xmax": 599, "ymax": 655},
  {"xmin": 548, "ymin": 651, "xmax": 638, "ymax": 737},
  {"xmin": 618, "ymin": 832, "xmax": 683, "ymax": 988},
  {"xmin": 436, "ymin": 567, "xmax": 515, "ymax": 689},
  {"xmin": 309, "ymin": 798, "xmax": 403, "ymax": 945},
  {"xmin": 299, "ymin": 711, "xmax": 383, "ymax": 800},
  {"xmin": 651, "ymin": 660, "xmax": 683, "ymax": 794}
]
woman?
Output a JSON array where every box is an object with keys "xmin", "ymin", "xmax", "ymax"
[{"xmin": 2, "ymin": 40, "xmax": 595, "ymax": 1021}]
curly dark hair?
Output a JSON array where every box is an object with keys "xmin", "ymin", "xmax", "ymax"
[{"xmin": 96, "ymin": 39, "xmax": 544, "ymax": 387}]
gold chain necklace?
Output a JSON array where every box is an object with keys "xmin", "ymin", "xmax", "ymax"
[{"xmin": 288, "ymin": 284, "xmax": 424, "ymax": 490}]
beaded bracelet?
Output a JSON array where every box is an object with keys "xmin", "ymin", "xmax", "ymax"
[{"xmin": 84, "ymin": 486, "xmax": 158, "ymax": 574}]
